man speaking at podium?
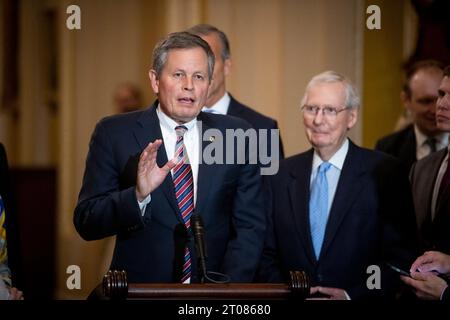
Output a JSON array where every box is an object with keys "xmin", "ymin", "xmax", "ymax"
[{"xmin": 74, "ymin": 32, "xmax": 265, "ymax": 284}]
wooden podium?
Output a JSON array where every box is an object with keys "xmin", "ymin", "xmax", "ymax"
[{"xmin": 102, "ymin": 270, "xmax": 310, "ymax": 300}]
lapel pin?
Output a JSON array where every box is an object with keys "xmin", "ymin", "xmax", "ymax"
[{"xmin": 209, "ymin": 136, "xmax": 215, "ymax": 142}]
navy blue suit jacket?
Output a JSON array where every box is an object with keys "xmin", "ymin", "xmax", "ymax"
[
  {"xmin": 74, "ymin": 103, "xmax": 265, "ymax": 283},
  {"xmin": 375, "ymin": 124, "xmax": 417, "ymax": 172},
  {"xmin": 227, "ymin": 95, "xmax": 285, "ymax": 159},
  {"xmin": 259, "ymin": 141, "xmax": 418, "ymax": 299}
]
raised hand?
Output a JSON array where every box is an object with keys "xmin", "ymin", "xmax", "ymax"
[{"xmin": 136, "ymin": 139, "xmax": 177, "ymax": 201}]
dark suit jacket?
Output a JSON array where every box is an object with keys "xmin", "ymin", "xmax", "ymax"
[
  {"xmin": 259, "ymin": 141, "xmax": 418, "ymax": 299},
  {"xmin": 74, "ymin": 103, "xmax": 265, "ymax": 283},
  {"xmin": 443, "ymin": 286, "xmax": 450, "ymax": 301},
  {"xmin": 227, "ymin": 94, "xmax": 285, "ymax": 159},
  {"xmin": 410, "ymin": 148, "xmax": 450, "ymax": 254},
  {"xmin": 0, "ymin": 143, "xmax": 22, "ymax": 289},
  {"xmin": 375, "ymin": 124, "xmax": 417, "ymax": 172}
]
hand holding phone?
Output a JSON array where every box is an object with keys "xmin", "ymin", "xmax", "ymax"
[{"xmin": 387, "ymin": 263, "xmax": 411, "ymax": 277}]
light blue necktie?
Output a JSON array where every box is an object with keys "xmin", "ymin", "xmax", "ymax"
[
  {"xmin": 309, "ymin": 162, "xmax": 332, "ymax": 259},
  {"xmin": 203, "ymin": 108, "xmax": 217, "ymax": 114}
]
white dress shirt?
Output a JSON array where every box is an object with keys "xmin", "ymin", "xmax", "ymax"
[
  {"xmin": 202, "ymin": 92, "xmax": 230, "ymax": 115},
  {"xmin": 310, "ymin": 138, "xmax": 349, "ymax": 215},
  {"xmin": 414, "ymin": 125, "xmax": 449, "ymax": 160}
]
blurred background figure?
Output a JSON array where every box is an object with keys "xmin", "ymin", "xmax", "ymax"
[
  {"xmin": 113, "ymin": 83, "xmax": 144, "ymax": 113},
  {"xmin": 0, "ymin": 143, "xmax": 23, "ymax": 300},
  {"xmin": 375, "ymin": 60, "xmax": 447, "ymax": 171}
]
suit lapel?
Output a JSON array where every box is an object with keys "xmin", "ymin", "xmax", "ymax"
[
  {"xmin": 226, "ymin": 95, "xmax": 242, "ymax": 117},
  {"xmin": 133, "ymin": 103, "xmax": 180, "ymax": 218},
  {"xmin": 398, "ymin": 126, "xmax": 417, "ymax": 168},
  {"xmin": 435, "ymin": 151, "xmax": 450, "ymax": 219},
  {"xmin": 319, "ymin": 142, "xmax": 365, "ymax": 259},
  {"xmin": 288, "ymin": 150, "xmax": 317, "ymax": 265},
  {"xmin": 192, "ymin": 113, "xmax": 216, "ymax": 216},
  {"xmin": 436, "ymin": 185, "xmax": 450, "ymax": 220},
  {"xmin": 415, "ymin": 150, "xmax": 446, "ymax": 226}
]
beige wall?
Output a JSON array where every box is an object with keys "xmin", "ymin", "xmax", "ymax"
[
  {"xmin": 57, "ymin": 0, "xmax": 165, "ymax": 298},
  {"xmin": 2, "ymin": 0, "xmax": 412, "ymax": 299},
  {"xmin": 206, "ymin": 0, "xmax": 362, "ymax": 156},
  {"xmin": 362, "ymin": 0, "xmax": 406, "ymax": 148}
]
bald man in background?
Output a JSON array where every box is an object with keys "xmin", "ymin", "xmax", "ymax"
[
  {"xmin": 376, "ymin": 60, "xmax": 447, "ymax": 171},
  {"xmin": 187, "ymin": 24, "xmax": 284, "ymax": 160}
]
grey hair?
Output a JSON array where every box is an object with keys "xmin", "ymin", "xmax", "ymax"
[
  {"xmin": 300, "ymin": 71, "xmax": 360, "ymax": 109},
  {"xmin": 152, "ymin": 31, "xmax": 215, "ymax": 82},
  {"xmin": 186, "ymin": 24, "xmax": 231, "ymax": 61}
]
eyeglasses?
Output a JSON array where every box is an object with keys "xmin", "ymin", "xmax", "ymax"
[{"xmin": 301, "ymin": 105, "xmax": 350, "ymax": 117}]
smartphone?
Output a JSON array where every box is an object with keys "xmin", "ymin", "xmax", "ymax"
[{"xmin": 387, "ymin": 263, "xmax": 411, "ymax": 277}]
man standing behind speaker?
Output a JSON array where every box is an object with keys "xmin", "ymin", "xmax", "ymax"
[{"xmin": 187, "ymin": 24, "xmax": 284, "ymax": 160}]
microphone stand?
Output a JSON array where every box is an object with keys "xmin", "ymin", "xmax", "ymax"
[{"xmin": 191, "ymin": 214, "xmax": 207, "ymax": 283}]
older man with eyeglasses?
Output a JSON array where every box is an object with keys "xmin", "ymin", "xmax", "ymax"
[{"xmin": 258, "ymin": 71, "xmax": 418, "ymax": 300}]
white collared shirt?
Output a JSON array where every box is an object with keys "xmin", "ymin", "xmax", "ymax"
[
  {"xmin": 156, "ymin": 106, "xmax": 200, "ymax": 204},
  {"xmin": 414, "ymin": 125, "xmax": 449, "ymax": 160},
  {"xmin": 310, "ymin": 138, "xmax": 349, "ymax": 214},
  {"xmin": 202, "ymin": 92, "xmax": 230, "ymax": 115}
]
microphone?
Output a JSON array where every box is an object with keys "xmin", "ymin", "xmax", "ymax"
[{"xmin": 191, "ymin": 214, "xmax": 207, "ymax": 283}]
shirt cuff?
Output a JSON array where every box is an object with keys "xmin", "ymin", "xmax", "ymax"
[
  {"xmin": 440, "ymin": 284, "xmax": 448, "ymax": 301},
  {"xmin": 344, "ymin": 290, "xmax": 351, "ymax": 300},
  {"xmin": 138, "ymin": 193, "xmax": 151, "ymax": 216}
]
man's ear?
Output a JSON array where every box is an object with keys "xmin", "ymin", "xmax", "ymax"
[
  {"xmin": 347, "ymin": 108, "xmax": 358, "ymax": 130},
  {"xmin": 401, "ymin": 90, "xmax": 411, "ymax": 110},
  {"xmin": 224, "ymin": 58, "xmax": 232, "ymax": 77},
  {"xmin": 149, "ymin": 70, "xmax": 159, "ymax": 94}
]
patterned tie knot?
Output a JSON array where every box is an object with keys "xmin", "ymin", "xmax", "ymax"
[
  {"xmin": 175, "ymin": 125, "xmax": 188, "ymax": 137},
  {"xmin": 318, "ymin": 161, "xmax": 331, "ymax": 174}
]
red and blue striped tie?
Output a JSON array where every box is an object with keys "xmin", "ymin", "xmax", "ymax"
[{"xmin": 173, "ymin": 125, "xmax": 194, "ymax": 283}]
